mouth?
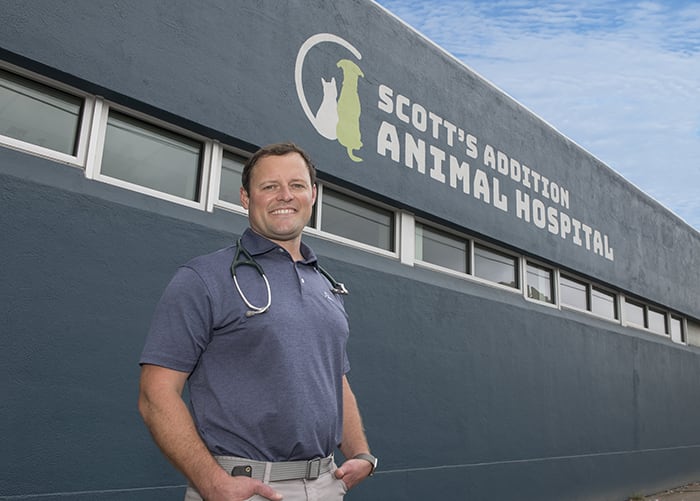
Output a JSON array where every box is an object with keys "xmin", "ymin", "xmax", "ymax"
[{"xmin": 270, "ymin": 208, "xmax": 296, "ymax": 215}]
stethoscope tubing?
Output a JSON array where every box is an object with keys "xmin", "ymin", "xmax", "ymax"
[{"xmin": 231, "ymin": 237, "xmax": 348, "ymax": 317}]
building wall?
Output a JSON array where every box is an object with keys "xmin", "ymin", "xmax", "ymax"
[
  {"xmin": 2, "ymin": 0, "xmax": 697, "ymax": 316},
  {"xmin": 1, "ymin": 1, "xmax": 699, "ymax": 500}
]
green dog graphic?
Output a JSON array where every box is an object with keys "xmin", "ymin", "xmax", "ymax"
[{"xmin": 336, "ymin": 59, "xmax": 364, "ymax": 162}]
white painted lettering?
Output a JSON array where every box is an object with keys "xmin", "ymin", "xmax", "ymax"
[
  {"xmin": 473, "ymin": 169, "xmax": 491, "ymax": 203},
  {"xmin": 466, "ymin": 134, "xmax": 478, "ymax": 159},
  {"xmin": 532, "ymin": 198, "xmax": 546, "ymax": 229},
  {"xmin": 493, "ymin": 178, "xmax": 508, "ymax": 212},
  {"xmin": 516, "ymin": 189, "xmax": 530, "ymax": 221},
  {"xmin": 496, "ymin": 150, "xmax": 509, "ymax": 175},
  {"xmin": 405, "ymin": 133, "xmax": 426, "ymax": 173},
  {"xmin": 378, "ymin": 84, "xmax": 393, "ymax": 114},
  {"xmin": 593, "ymin": 230, "xmax": 604, "ymax": 256},
  {"xmin": 522, "ymin": 165, "xmax": 532, "ymax": 188},
  {"xmin": 581, "ymin": 223, "xmax": 593, "ymax": 250},
  {"xmin": 559, "ymin": 211, "xmax": 572, "ymax": 240},
  {"xmin": 547, "ymin": 206, "xmax": 559, "ymax": 235},
  {"xmin": 450, "ymin": 156, "xmax": 470, "ymax": 194},
  {"xmin": 444, "ymin": 119, "xmax": 457, "ymax": 146},
  {"xmin": 572, "ymin": 218, "xmax": 583, "ymax": 246},
  {"xmin": 510, "ymin": 158, "xmax": 521, "ymax": 182},
  {"xmin": 396, "ymin": 94, "xmax": 410, "ymax": 123},
  {"xmin": 604, "ymin": 235, "xmax": 614, "ymax": 261},
  {"xmin": 377, "ymin": 121, "xmax": 400, "ymax": 162},
  {"xmin": 483, "ymin": 144, "xmax": 496, "ymax": 171},
  {"xmin": 412, "ymin": 104, "xmax": 428, "ymax": 132},
  {"xmin": 429, "ymin": 145, "xmax": 446, "ymax": 183},
  {"xmin": 428, "ymin": 112, "xmax": 442, "ymax": 139}
]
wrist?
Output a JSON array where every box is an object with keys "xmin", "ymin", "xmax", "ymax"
[{"xmin": 352, "ymin": 453, "xmax": 378, "ymax": 476}]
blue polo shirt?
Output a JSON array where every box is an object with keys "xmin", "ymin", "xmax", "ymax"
[{"xmin": 140, "ymin": 229, "xmax": 350, "ymax": 461}]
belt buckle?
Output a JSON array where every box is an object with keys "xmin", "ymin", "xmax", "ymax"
[{"xmin": 306, "ymin": 457, "xmax": 321, "ymax": 480}]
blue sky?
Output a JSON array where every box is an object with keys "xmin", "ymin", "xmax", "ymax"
[{"xmin": 374, "ymin": 0, "xmax": 700, "ymax": 231}]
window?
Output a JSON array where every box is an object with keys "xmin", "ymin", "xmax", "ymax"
[
  {"xmin": 319, "ymin": 187, "xmax": 394, "ymax": 251},
  {"xmin": 415, "ymin": 223, "xmax": 468, "ymax": 273},
  {"xmin": 624, "ymin": 299, "xmax": 645, "ymax": 327},
  {"xmin": 591, "ymin": 287, "xmax": 617, "ymax": 320},
  {"xmin": 101, "ymin": 111, "xmax": 203, "ymax": 201},
  {"xmin": 560, "ymin": 275, "xmax": 588, "ymax": 310},
  {"xmin": 0, "ymin": 68, "xmax": 83, "ymax": 155},
  {"xmin": 219, "ymin": 151, "xmax": 246, "ymax": 204},
  {"xmin": 623, "ymin": 300, "xmax": 670, "ymax": 335},
  {"xmin": 687, "ymin": 320, "xmax": 700, "ymax": 348},
  {"xmin": 647, "ymin": 308, "xmax": 667, "ymax": 335},
  {"xmin": 2, "ymin": 67, "xmax": 691, "ymax": 342},
  {"xmin": 474, "ymin": 245, "xmax": 518, "ymax": 288},
  {"xmin": 526, "ymin": 262, "xmax": 554, "ymax": 303},
  {"xmin": 670, "ymin": 316, "xmax": 685, "ymax": 344},
  {"xmin": 560, "ymin": 274, "xmax": 617, "ymax": 320}
]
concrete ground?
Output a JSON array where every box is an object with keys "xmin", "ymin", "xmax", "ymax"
[{"xmin": 632, "ymin": 482, "xmax": 700, "ymax": 500}]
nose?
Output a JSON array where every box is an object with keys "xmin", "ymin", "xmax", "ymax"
[{"xmin": 277, "ymin": 185, "xmax": 294, "ymax": 201}]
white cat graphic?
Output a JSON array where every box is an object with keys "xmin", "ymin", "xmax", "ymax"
[{"xmin": 314, "ymin": 77, "xmax": 339, "ymax": 140}]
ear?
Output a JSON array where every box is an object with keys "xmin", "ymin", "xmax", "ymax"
[
  {"xmin": 240, "ymin": 186, "xmax": 250, "ymax": 209},
  {"xmin": 311, "ymin": 184, "xmax": 318, "ymax": 205}
]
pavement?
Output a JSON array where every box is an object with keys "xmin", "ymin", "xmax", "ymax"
[{"xmin": 632, "ymin": 482, "xmax": 700, "ymax": 500}]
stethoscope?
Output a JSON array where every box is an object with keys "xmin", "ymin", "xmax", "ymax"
[{"xmin": 231, "ymin": 238, "xmax": 349, "ymax": 317}]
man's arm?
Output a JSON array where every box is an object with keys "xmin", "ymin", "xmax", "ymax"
[
  {"xmin": 138, "ymin": 364, "xmax": 282, "ymax": 501},
  {"xmin": 335, "ymin": 375, "xmax": 374, "ymax": 489}
]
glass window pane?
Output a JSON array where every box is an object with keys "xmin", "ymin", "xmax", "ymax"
[
  {"xmin": 624, "ymin": 300, "xmax": 645, "ymax": 326},
  {"xmin": 219, "ymin": 151, "xmax": 246, "ymax": 204},
  {"xmin": 670, "ymin": 316, "xmax": 684, "ymax": 343},
  {"xmin": 474, "ymin": 245, "xmax": 518, "ymax": 288},
  {"xmin": 321, "ymin": 188, "xmax": 394, "ymax": 251},
  {"xmin": 0, "ymin": 68, "xmax": 82, "ymax": 155},
  {"xmin": 592, "ymin": 287, "xmax": 617, "ymax": 319},
  {"xmin": 416, "ymin": 224, "xmax": 468, "ymax": 273},
  {"xmin": 648, "ymin": 308, "xmax": 667, "ymax": 334},
  {"xmin": 560, "ymin": 275, "xmax": 587, "ymax": 310},
  {"xmin": 101, "ymin": 112, "xmax": 202, "ymax": 200},
  {"xmin": 527, "ymin": 263, "xmax": 554, "ymax": 303},
  {"xmin": 687, "ymin": 320, "xmax": 700, "ymax": 348}
]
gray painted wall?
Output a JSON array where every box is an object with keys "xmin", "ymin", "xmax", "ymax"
[
  {"xmin": 0, "ymin": 0, "xmax": 697, "ymax": 317},
  {"xmin": 2, "ymin": 149, "xmax": 700, "ymax": 500},
  {"xmin": 2, "ymin": 1, "xmax": 700, "ymax": 499}
]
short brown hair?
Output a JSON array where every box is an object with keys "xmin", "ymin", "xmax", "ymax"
[{"xmin": 241, "ymin": 142, "xmax": 317, "ymax": 193}]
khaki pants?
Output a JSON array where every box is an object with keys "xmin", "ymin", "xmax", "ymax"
[{"xmin": 184, "ymin": 463, "xmax": 347, "ymax": 501}]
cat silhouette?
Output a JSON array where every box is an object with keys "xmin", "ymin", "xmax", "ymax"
[
  {"xmin": 336, "ymin": 59, "xmax": 364, "ymax": 162},
  {"xmin": 314, "ymin": 77, "xmax": 338, "ymax": 140}
]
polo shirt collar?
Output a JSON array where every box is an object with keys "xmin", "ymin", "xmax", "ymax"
[{"xmin": 240, "ymin": 228, "xmax": 318, "ymax": 265}]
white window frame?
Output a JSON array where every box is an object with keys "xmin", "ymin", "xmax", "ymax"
[
  {"xmin": 305, "ymin": 183, "xmax": 399, "ymax": 260},
  {"xmin": 471, "ymin": 241, "xmax": 520, "ymax": 293},
  {"xmin": 2, "ymin": 63, "xmax": 693, "ymax": 343},
  {"xmin": 85, "ymin": 99, "xmax": 210, "ymax": 210},
  {"xmin": 413, "ymin": 218, "xmax": 471, "ymax": 277},
  {"xmin": 524, "ymin": 259, "xmax": 557, "ymax": 308},
  {"xmin": 669, "ymin": 315, "xmax": 686, "ymax": 345},
  {"xmin": 0, "ymin": 61, "xmax": 92, "ymax": 168},
  {"xmin": 208, "ymin": 143, "xmax": 250, "ymax": 215}
]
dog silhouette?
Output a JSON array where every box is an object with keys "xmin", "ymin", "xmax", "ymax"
[{"xmin": 336, "ymin": 59, "xmax": 364, "ymax": 162}]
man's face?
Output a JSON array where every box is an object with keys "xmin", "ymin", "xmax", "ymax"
[{"xmin": 240, "ymin": 152, "xmax": 317, "ymax": 245}]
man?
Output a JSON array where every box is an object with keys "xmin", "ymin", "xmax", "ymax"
[{"xmin": 138, "ymin": 143, "xmax": 376, "ymax": 501}]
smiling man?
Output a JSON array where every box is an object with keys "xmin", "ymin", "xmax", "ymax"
[{"xmin": 138, "ymin": 143, "xmax": 376, "ymax": 501}]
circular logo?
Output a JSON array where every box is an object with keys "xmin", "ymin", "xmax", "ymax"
[{"xmin": 295, "ymin": 33, "xmax": 365, "ymax": 162}]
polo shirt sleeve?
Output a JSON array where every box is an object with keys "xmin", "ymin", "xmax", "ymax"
[{"xmin": 139, "ymin": 266, "xmax": 213, "ymax": 373}]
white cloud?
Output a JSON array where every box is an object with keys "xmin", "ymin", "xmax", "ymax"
[{"xmin": 375, "ymin": 0, "xmax": 700, "ymax": 230}]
